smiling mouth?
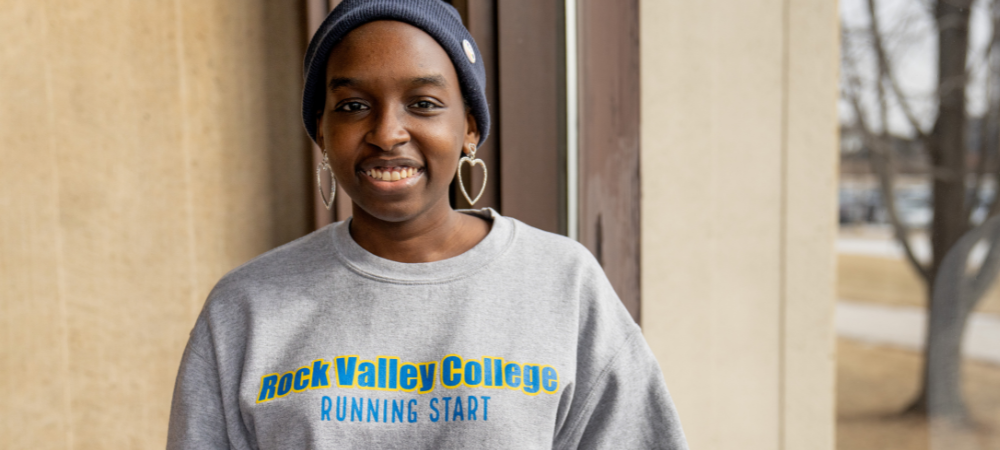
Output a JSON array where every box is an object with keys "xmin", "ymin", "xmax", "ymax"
[{"xmin": 362, "ymin": 166, "xmax": 421, "ymax": 182}]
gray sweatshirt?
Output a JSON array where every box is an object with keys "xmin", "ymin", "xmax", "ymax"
[{"xmin": 167, "ymin": 209, "xmax": 688, "ymax": 449}]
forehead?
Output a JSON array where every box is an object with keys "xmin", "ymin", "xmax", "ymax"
[{"xmin": 325, "ymin": 20, "xmax": 458, "ymax": 85}]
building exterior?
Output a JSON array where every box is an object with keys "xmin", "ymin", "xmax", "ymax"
[{"xmin": 0, "ymin": 0, "xmax": 837, "ymax": 448}]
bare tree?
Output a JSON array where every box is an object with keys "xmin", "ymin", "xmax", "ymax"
[{"xmin": 841, "ymin": 0, "xmax": 1000, "ymax": 420}]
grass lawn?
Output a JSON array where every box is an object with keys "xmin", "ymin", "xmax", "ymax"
[
  {"xmin": 837, "ymin": 251, "xmax": 1000, "ymax": 449},
  {"xmin": 837, "ymin": 338, "xmax": 1000, "ymax": 450},
  {"xmin": 837, "ymin": 253, "xmax": 1000, "ymax": 315}
]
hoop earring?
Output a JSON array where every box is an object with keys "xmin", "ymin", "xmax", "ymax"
[
  {"xmin": 316, "ymin": 150, "xmax": 336, "ymax": 210},
  {"xmin": 457, "ymin": 143, "xmax": 488, "ymax": 206}
]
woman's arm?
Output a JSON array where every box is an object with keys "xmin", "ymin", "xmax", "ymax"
[
  {"xmin": 167, "ymin": 339, "xmax": 231, "ymax": 449},
  {"xmin": 552, "ymin": 244, "xmax": 689, "ymax": 450},
  {"xmin": 554, "ymin": 330, "xmax": 688, "ymax": 450},
  {"xmin": 167, "ymin": 313, "xmax": 254, "ymax": 450}
]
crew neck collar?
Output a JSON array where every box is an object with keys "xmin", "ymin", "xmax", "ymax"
[{"xmin": 329, "ymin": 208, "xmax": 514, "ymax": 284}]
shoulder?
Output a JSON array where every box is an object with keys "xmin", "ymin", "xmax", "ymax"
[
  {"xmin": 203, "ymin": 224, "xmax": 338, "ymax": 309},
  {"xmin": 501, "ymin": 215, "xmax": 638, "ymax": 330},
  {"xmin": 503, "ymin": 216, "xmax": 601, "ymax": 272}
]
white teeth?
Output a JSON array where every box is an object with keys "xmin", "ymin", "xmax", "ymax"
[{"xmin": 369, "ymin": 167, "xmax": 418, "ymax": 181}]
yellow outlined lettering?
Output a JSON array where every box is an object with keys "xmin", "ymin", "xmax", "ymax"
[
  {"xmin": 387, "ymin": 357, "xmax": 399, "ymax": 390},
  {"xmin": 462, "ymin": 358, "xmax": 484, "ymax": 388},
  {"xmin": 357, "ymin": 359, "xmax": 377, "ymax": 389},
  {"xmin": 292, "ymin": 366, "xmax": 311, "ymax": 393},
  {"xmin": 377, "ymin": 357, "xmax": 389, "ymax": 390},
  {"xmin": 541, "ymin": 365, "xmax": 559, "ymax": 394},
  {"xmin": 399, "ymin": 362, "xmax": 419, "ymax": 392},
  {"xmin": 275, "ymin": 371, "xmax": 295, "ymax": 399},
  {"xmin": 521, "ymin": 363, "xmax": 542, "ymax": 396},
  {"xmin": 482, "ymin": 356, "xmax": 504, "ymax": 388},
  {"xmin": 334, "ymin": 355, "xmax": 358, "ymax": 388},
  {"xmin": 256, "ymin": 373, "xmax": 280, "ymax": 403},
  {"xmin": 441, "ymin": 354, "xmax": 463, "ymax": 389},
  {"xmin": 373, "ymin": 356, "xmax": 400, "ymax": 391},
  {"xmin": 254, "ymin": 354, "xmax": 558, "ymax": 403},
  {"xmin": 308, "ymin": 359, "xmax": 331, "ymax": 390},
  {"xmin": 504, "ymin": 361, "xmax": 522, "ymax": 390},
  {"xmin": 418, "ymin": 361, "xmax": 437, "ymax": 394}
]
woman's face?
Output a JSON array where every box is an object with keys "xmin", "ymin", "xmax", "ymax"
[{"xmin": 316, "ymin": 20, "xmax": 479, "ymax": 224}]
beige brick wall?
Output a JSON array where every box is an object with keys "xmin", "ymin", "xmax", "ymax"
[
  {"xmin": 639, "ymin": 0, "xmax": 839, "ymax": 448},
  {"xmin": 0, "ymin": 1, "xmax": 309, "ymax": 448}
]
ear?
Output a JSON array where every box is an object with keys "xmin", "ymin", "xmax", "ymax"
[
  {"xmin": 464, "ymin": 111, "xmax": 480, "ymax": 154},
  {"xmin": 315, "ymin": 115, "xmax": 326, "ymax": 150}
]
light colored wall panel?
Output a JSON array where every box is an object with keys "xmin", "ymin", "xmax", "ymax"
[
  {"xmin": 0, "ymin": 1, "xmax": 308, "ymax": 448},
  {"xmin": 782, "ymin": 0, "xmax": 839, "ymax": 447},
  {"xmin": 640, "ymin": 0, "xmax": 838, "ymax": 448},
  {"xmin": 0, "ymin": 3, "xmax": 71, "ymax": 448}
]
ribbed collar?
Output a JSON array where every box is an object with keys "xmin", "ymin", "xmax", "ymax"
[{"xmin": 329, "ymin": 208, "xmax": 515, "ymax": 284}]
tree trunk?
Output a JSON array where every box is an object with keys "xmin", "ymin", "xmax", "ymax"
[
  {"xmin": 908, "ymin": 0, "xmax": 973, "ymax": 416},
  {"xmin": 922, "ymin": 215, "xmax": 1000, "ymax": 421},
  {"xmin": 930, "ymin": 0, "xmax": 972, "ymax": 274},
  {"xmin": 924, "ymin": 234, "xmax": 976, "ymax": 420}
]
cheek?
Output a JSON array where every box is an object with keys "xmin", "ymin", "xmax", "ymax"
[
  {"xmin": 321, "ymin": 133, "xmax": 360, "ymax": 181},
  {"xmin": 422, "ymin": 139, "xmax": 463, "ymax": 181},
  {"xmin": 430, "ymin": 114, "xmax": 469, "ymax": 155}
]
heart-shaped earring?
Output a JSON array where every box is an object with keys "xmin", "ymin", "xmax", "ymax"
[
  {"xmin": 457, "ymin": 143, "xmax": 488, "ymax": 206},
  {"xmin": 316, "ymin": 150, "xmax": 336, "ymax": 210}
]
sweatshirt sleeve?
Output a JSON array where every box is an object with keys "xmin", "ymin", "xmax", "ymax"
[
  {"xmin": 554, "ymin": 330, "xmax": 689, "ymax": 450},
  {"xmin": 167, "ymin": 315, "xmax": 249, "ymax": 450}
]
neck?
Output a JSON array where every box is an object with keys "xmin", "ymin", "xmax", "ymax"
[{"xmin": 348, "ymin": 200, "xmax": 490, "ymax": 263}]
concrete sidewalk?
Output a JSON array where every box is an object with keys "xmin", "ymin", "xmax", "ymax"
[{"xmin": 836, "ymin": 300, "xmax": 1000, "ymax": 365}]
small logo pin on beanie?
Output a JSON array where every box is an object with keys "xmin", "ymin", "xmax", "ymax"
[{"xmin": 463, "ymin": 39, "xmax": 476, "ymax": 64}]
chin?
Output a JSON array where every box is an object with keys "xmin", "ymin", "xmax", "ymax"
[{"xmin": 355, "ymin": 198, "xmax": 431, "ymax": 224}]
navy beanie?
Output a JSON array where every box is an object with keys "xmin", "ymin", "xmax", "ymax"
[{"xmin": 302, "ymin": 0, "xmax": 489, "ymax": 146}]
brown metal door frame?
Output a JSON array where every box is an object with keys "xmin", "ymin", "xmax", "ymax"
[
  {"xmin": 474, "ymin": 0, "xmax": 641, "ymax": 321},
  {"xmin": 495, "ymin": 0, "xmax": 567, "ymax": 235},
  {"xmin": 577, "ymin": 0, "xmax": 642, "ymax": 322}
]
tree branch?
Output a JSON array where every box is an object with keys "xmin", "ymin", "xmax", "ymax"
[
  {"xmin": 968, "ymin": 8, "xmax": 999, "ymax": 220},
  {"xmin": 868, "ymin": 135, "xmax": 933, "ymax": 283},
  {"xmin": 867, "ymin": 0, "xmax": 933, "ymax": 141},
  {"xmin": 985, "ymin": 2, "xmax": 1000, "ymax": 218},
  {"xmin": 967, "ymin": 219, "xmax": 1000, "ymax": 304},
  {"xmin": 843, "ymin": 52, "xmax": 933, "ymax": 282}
]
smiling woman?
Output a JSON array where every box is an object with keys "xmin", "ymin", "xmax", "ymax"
[
  {"xmin": 315, "ymin": 20, "xmax": 490, "ymax": 262},
  {"xmin": 165, "ymin": 1, "xmax": 687, "ymax": 448}
]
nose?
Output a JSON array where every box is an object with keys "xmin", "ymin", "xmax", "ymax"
[{"xmin": 366, "ymin": 106, "xmax": 410, "ymax": 151}]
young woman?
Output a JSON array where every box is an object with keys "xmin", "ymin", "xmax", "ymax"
[{"xmin": 167, "ymin": 1, "xmax": 687, "ymax": 448}]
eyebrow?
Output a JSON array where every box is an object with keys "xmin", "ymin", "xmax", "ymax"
[
  {"xmin": 409, "ymin": 75, "xmax": 447, "ymax": 88},
  {"xmin": 328, "ymin": 77, "xmax": 358, "ymax": 90}
]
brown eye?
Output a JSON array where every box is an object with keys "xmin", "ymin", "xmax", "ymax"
[
  {"xmin": 335, "ymin": 101, "xmax": 369, "ymax": 112},
  {"xmin": 411, "ymin": 100, "xmax": 439, "ymax": 110}
]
